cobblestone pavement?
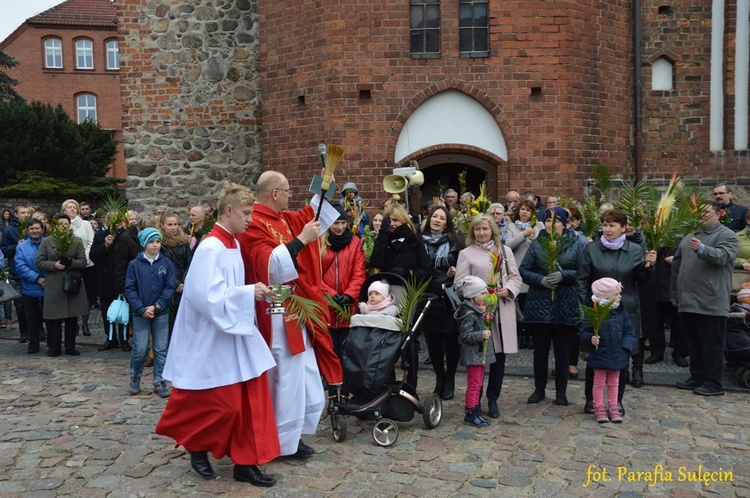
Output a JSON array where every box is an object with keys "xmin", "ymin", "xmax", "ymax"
[{"xmin": 0, "ymin": 314, "xmax": 748, "ymax": 497}]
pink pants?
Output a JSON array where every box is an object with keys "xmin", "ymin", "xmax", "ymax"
[
  {"xmin": 465, "ymin": 365, "xmax": 486, "ymax": 409},
  {"xmin": 592, "ymin": 369, "xmax": 619, "ymax": 409}
]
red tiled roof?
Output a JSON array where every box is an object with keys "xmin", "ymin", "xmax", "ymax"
[{"xmin": 27, "ymin": 0, "xmax": 117, "ymax": 29}]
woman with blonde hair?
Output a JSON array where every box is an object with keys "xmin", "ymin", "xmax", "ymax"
[
  {"xmin": 454, "ymin": 214, "xmax": 522, "ymax": 418},
  {"xmin": 369, "ymin": 203, "xmax": 431, "ymax": 387},
  {"xmin": 61, "ymin": 199, "xmax": 96, "ymax": 337},
  {"xmin": 159, "ymin": 212, "xmax": 192, "ymax": 341}
]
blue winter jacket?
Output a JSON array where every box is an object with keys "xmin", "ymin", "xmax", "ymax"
[
  {"xmin": 14, "ymin": 236, "xmax": 45, "ymax": 298},
  {"xmin": 580, "ymin": 307, "xmax": 635, "ymax": 371},
  {"xmin": 519, "ymin": 228, "xmax": 588, "ymax": 326},
  {"xmin": 124, "ymin": 252, "xmax": 175, "ymax": 317},
  {"xmin": 0, "ymin": 219, "xmax": 22, "ymax": 277}
]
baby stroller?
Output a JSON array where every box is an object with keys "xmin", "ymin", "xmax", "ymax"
[
  {"xmin": 328, "ymin": 273, "xmax": 443, "ymax": 447},
  {"xmin": 726, "ymin": 304, "xmax": 750, "ymax": 388}
]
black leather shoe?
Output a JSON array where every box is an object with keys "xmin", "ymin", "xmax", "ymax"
[
  {"xmin": 618, "ymin": 402, "xmax": 625, "ymax": 416},
  {"xmin": 673, "ymin": 356, "xmax": 689, "ymax": 368},
  {"xmin": 190, "ymin": 451, "xmax": 214, "ymax": 478},
  {"xmin": 527, "ymin": 390, "xmax": 545, "ymax": 404},
  {"xmin": 553, "ymin": 393, "xmax": 569, "ymax": 406},
  {"xmin": 47, "ymin": 350, "xmax": 60, "ymax": 357},
  {"xmin": 644, "ymin": 353, "xmax": 664, "ymax": 364},
  {"xmin": 292, "ymin": 440, "xmax": 315, "ymax": 458},
  {"xmin": 676, "ymin": 378, "xmax": 702, "ymax": 390},
  {"xmin": 97, "ymin": 340, "xmax": 119, "ymax": 352},
  {"xmin": 27, "ymin": 348, "xmax": 39, "ymax": 354},
  {"xmin": 583, "ymin": 399, "xmax": 594, "ymax": 414},
  {"xmin": 65, "ymin": 349, "xmax": 80, "ymax": 356},
  {"xmin": 233, "ymin": 464, "xmax": 276, "ymax": 487},
  {"xmin": 631, "ymin": 369, "xmax": 644, "ymax": 388},
  {"xmin": 121, "ymin": 342, "xmax": 132, "ymax": 352},
  {"xmin": 442, "ymin": 377, "xmax": 455, "ymax": 400},
  {"xmin": 693, "ymin": 386, "xmax": 725, "ymax": 396},
  {"xmin": 487, "ymin": 399, "xmax": 500, "ymax": 418}
]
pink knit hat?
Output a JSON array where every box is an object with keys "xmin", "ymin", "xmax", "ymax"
[
  {"xmin": 462, "ymin": 275, "xmax": 488, "ymax": 299},
  {"xmin": 591, "ymin": 277, "xmax": 622, "ymax": 301},
  {"xmin": 368, "ymin": 280, "xmax": 390, "ymax": 299}
]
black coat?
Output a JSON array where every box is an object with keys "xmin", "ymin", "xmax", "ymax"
[
  {"xmin": 90, "ymin": 229, "xmax": 117, "ymax": 299},
  {"xmin": 421, "ymin": 235, "xmax": 464, "ymax": 335},
  {"xmin": 114, "ymin": 226, "xmax": 141, "ymax": 295},
  {"xmin": 160, "ymin": 242, "xmax": 192, "ymax": 285},
  {"xmin": 370, "ymin": 226, "xmax": 431, "ymax": 282}
]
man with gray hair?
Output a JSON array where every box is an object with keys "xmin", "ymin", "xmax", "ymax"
[
  {"xmin": 443, "ymin": 189, "xmax": 459, "ymax": 213},
  {"xmin": 486, "ymin": 203, "xmax": 508, "ymax": 242}
]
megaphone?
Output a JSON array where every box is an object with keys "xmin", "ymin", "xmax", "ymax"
[
  {"xmin": 383, "ymin": 167, "xmax": 424, "ymax": 193},
  {"xmin": 384, "ymin": 175, "xmax": 408, "ymax": 193}
]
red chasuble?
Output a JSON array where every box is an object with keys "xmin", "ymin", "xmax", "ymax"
[{"xmin": 238, "ymin": 202, "xmax": 343, "ymax": 385}]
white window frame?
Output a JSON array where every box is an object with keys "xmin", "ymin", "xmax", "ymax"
[
  {"xmin": 76, "ymin": 39, "xmax": 94, "ymax": 69},
  {"xmin": 77, "ymin": 94, "xmax": 97, "ymax": 123},
  {"xmin": 106, "ymin": 39, "xmax": 119, "ymax": 70},
  {"xmin": 44, "ymin": 38, "xmax": 62, "ymax": 68}
]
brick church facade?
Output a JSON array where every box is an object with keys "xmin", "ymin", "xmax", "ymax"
[{"xmin": 118, "ymin": 0, "xmax": 750, "ymax": 212}]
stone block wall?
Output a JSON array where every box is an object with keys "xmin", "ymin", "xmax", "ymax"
[{"xmin": 117, "ymin": 0, "xmax": 263, "ymax": 213}]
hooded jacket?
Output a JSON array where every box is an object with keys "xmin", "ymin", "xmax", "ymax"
[{"xmin": 124, "ymin": 251, "xmax": 176, "ymax": 317}]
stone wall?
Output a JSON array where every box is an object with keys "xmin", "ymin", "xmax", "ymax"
[{"xmin": 117, "ymin": 0, "xmax": 263, "ymax": 213}]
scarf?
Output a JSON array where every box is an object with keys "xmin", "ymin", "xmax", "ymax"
[
  {"xmin": 601, "ymin": 233, "xmax": 626, "ymax": 250},
  {"xmin": 360, "ymin": 293, "xmax": 395, "ymax": 313},
  {"xmin": 592, "ymin": 294, "xmax": 620, "ymax": 309},
  {"xmin": 476, "ymin": 240, "xmax": 495, "ymax": 251},
  {"xmin": 328, "ymin": 228, "xmax": 353, "ymax": 252},
  {"xmin": 388, "ymin": 224, "xmax": 413, "ymax": 241},
  {"xmin": 515, "ymin": 220, "xmax": 531, "ymax": 231},
  {"xmin": 70, "ymin": 215, "xmax": 83, "ymax": 232},
  {"xmin": 422, "ymin": 231, "xmax": 450, "ymax": 267}
]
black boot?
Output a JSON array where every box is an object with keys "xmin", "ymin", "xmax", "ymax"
[
  {"xmin": 432, "ymin": 369, "xmax": 445, "ymax": 397},
  {"xmin": 487, "ymin": 398, "xmax": 500, "ymax": 418},
  {"xmin": 190, "ymin": 451, "xmax": 214, "ymax": 478},
  {"xmin": 97, "ymin": 339, "xmax": 119, "ymax": 351},
  {"xmin": 464, "ymin": 406, "xmax": 489, "ymax": 427},
  {"xmin": 442, "ymin": 375, "xmax": 455, "ymax": 400},
  {"xmin": 631, "ymin": 353, "xmax": 644, "ymax": 388}
]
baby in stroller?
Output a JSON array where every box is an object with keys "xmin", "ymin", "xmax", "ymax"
[
  {"xmin": 328, "ymin": 273, "xmax": 442, "ymax": 446},
  {"xmin": 358, "ymin": 280, "xmax": 398, "ymax": 316}
]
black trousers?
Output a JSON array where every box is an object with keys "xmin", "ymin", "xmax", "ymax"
[
  {"xmin": 22, "ymin": 296, "xmax": 44, "ymax": 351},
  {"xmin": 328, "ymin": 327, "xmax": 350, "ymax": 395},
  {"xmin": 46, "ymin": 317, "xmax": 78, "ymax": 354},
  {"xmin": 486, "ymin": 352, "xmax": 506, "ymax": 401},
  {"xmin": 680, "ymin": 312, "xmax": 727, "ymax": 390},
  {"xmin": 528, "ymin": 323, "xmax": 572, "ymax": 392},
  {"xmin": 424, "ymin": 331, "xmax": 460, "ymax": 388},
  {"xmin": 646, "ymin": 302, "xmax": 688, "ymax": 358}
]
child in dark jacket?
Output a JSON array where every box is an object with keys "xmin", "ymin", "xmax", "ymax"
[
  {"xmin": 124, "ymin": 227, "xmax": 175, "ymax": 398},
  {"xmin": 580, "ymin": 278, "xmax": 635, "ymax": 423},
  {"xmin": 455, "ymin": 276, "xmax": 496, "ymax": 428}
]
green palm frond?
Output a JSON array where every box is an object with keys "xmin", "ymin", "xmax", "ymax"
[
  {"xmin": 579, "ymin": 195, "xmax": 601, "ymax": 238},
  {"xmin": 48, "ymin": 217, "xmax": 75, "ymax": 256},
  {"xmin": 592, "ymin": 162, "xmax": 613, "ymax": 197},
  {"xmin": 325, "ymin": 293, "xmax": 353, "ymax": 322},
  {"xmin": 395, "ymin": 277, "xmax": 431, "ymax": 334},
  {"xmin": 363, "ymin": 226, "xmax": 374, "ymax": 264},
  {"xmin": 616, "ymin": 181, "xmax": 657, "ymax": 229},
  {"xmin": 101, "ymin": 192, "xmax": 128, "ymax": 229},
  {"xmin": 675, "ymin": 185, "xmax": 710, "ymax": 236},
  {"xmin": 271, "ymin": 284, "xmax": 328, "ymax": 335},
  {"xmin": 579, "ymin": 300, "xmax": 618, "ymax": 335}
]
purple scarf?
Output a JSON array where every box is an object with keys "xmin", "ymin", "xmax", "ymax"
[{"xmin": 601, "ymin": 233, "xmax": 626, "ymax": 250}]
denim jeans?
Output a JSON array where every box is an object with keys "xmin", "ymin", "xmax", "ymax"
[{"xmin": 130, "ymin": 313, "xmax": 169, "ymax": 385}]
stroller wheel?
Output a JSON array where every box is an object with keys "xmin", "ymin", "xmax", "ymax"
[
  {"xmin": 422, "ymin": 393, "xmax": 443, "ymax": 429},
  {"xmin": 331, "ymin": 414, "xmax": 347, "ymax": 443},
  {"xmin": 372, "ymin": 418, "xmax": 399, "ymax": 447}
]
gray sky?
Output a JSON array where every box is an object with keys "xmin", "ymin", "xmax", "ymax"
[{"xmin": 0, "ymin": 1, "xmax": 65, "ymax": 44}]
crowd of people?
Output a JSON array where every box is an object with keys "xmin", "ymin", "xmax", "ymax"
[{"xmin": 0, "ymin": 175, "xmax": 745, "ymax": 487}]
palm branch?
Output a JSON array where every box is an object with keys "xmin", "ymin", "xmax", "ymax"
[
  {"xmin": 324, "ymin": 293, "xmax": 353, "ymax": 323},
  {"xmin": 101, "ymin": 192, "xmax": 128, "ymax": 229},
  {"xmin": 591, "ymin": 162, "xmax": 613, "ymax": 198},
  {"xmin": 579, "ymin": 195, "xmax": 601, "ymax": 238},
  {"xmin": 271, "ymin": 284, "xmax": 328, "ymax": 336},
  {"xmin": 363, "ymin": 226, "xmax": 374, "ymax": 264},
  {"xmin": 579, "ymin": 299, "xmax": 618, "ymax": 349},
  {"xmin": 395, "ymin": 277, "xmax": 431, "ymax": 334},
  {"xmin": 48, "ymin": 217, "xmax": 75, "ymax": 256},
  {"xmin": 675, "ymin": 185, "xmax": 710, "ymax": 236},
  {"xmin": 616, "ymin": 181, "xmax": 657, "ymax": 229}
]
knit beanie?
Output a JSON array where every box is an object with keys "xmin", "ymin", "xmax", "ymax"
[
  {"xmin": 544, "ymin": 206, "xmax": 569, "ymax": 226},
  {"xmin": 461, "ymin": 275, "xmax": 488, "ymax": 299},
  {"xmin": 738, "ymin": 284, "xmax": 750, "ymax": 305},
  {"xmin": 138, "ymin": 227, "xmax": 161, "ymax": 248},
  {"xmin": 368, "ymin": 280, "xmax": 390, "ymax": 299},
  {"xmin": 591, "ymin": 277, "xmax": 622, "ymax": 301},
  {"xmin": 331, "ymin": 202, "xmax": 348, "ymax": 222}
]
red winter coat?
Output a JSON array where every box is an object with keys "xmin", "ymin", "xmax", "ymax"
[{"xmin": 321, "ymin": 236, "xmax": 366, "ymax": 329}]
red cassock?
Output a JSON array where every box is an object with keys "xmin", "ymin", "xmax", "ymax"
[
  {"xmin": 238, "ymin": 202, "xmax": 343, "ymax": 385},
  {"xmin": 155, "ymin": 226, "xmax": 280, "ymax": 465}
]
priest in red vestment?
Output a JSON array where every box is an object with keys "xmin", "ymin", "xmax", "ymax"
[
  {"xmin": 156, "ymin": 182, "xmax": 279, "ymax": 487},
  {"xmin": 239, "ymin": 170, "xmax": 343, "ymax": 458}
]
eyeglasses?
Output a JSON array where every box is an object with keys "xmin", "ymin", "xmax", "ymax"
[{"xmin": 274, "ymin": 187, "xmax": 291, "ymax": 193}]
